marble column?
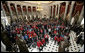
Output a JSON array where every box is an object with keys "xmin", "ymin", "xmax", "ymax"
[
  {"xmin": 30, "ymin": 6, "xmax": 32, "ymax": 20},
  {"xmin": 55, "ymin": 5, "xmax": 57, "ymax": 18},
  {"xmin": 69, "ymin": 1, "xmax": 75, "ymax": 24},
  {"xmin": 64, "ymin": 1, "xmax": 69, "ymax": 20},
  {"xmin": 77, "ymin": 6, "xmax": 84, "ymax": 25},
  {"xmin": 1, "ymin": 2, "xmax": 6, "ymax": 17},
  {"xmin": 20, "ymin": 5, "xmax": 23, "ymax": 19},
  {"xmin": 21, "ymin": 5, "xmax": 24, "ymax": 19},
  {"xmin": 54, "ymin": 5, "xmax": 56, "ymax": 18},
  {"xmin": 15, "ymin": 4, "xmax": 19, "ymax": 20},
  {"xmin": 7, "ymin": 2, "xmax": 13, "ymax": 24},
  {"xmin": 58, "ymin": 4, "xmax": 60, "ymax": 19},
  {"xmin": 26, "ymin": 6, "xmax": 29, "ymax": 20},
  {"xmin": 35, "ymin": 7, "xmax": 37, "ymax": 18},
  {"xmin": 50, "ymin": 6, "xmax": 52, "ymax": 18},
  {"xmin": 52, "ymin": 5, "xmax": 53, "ymax": 18},
  {"xmin": 1, "ymin": 2, "xmax": 6, "ymax": 28},
  {"xmin": 31, "ymin": 6, "xmax": 34, "ymax": 19}
]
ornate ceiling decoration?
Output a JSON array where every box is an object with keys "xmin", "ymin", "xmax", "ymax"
[{"xmin": 23, "ymin": 1, "xmax": 53, "ymax": 4}]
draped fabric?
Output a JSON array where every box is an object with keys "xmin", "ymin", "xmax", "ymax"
[
  {"xmin": 51, "ymin": 6, "xmax": 52, "ymax": 17},
  {"xmin": 60, "ymin": 3, "xmax": 66, "ymax": 18},
  {"xmin": 33, "ymin": 7, "xmax": 36, "ymax": 12},
  {"xmin": 2, "ymin": 3, "xmax": 10, "ymax": 15},
  {"xmin": 3, "ymin": 4, "xmax": 8, "ymax": 12},
  {"xmin": 23, "ymin": 6, "xmax": 26, "ymax": 12},
  {"xmin": 17, "ymin": 6, "xmax": 21, "ymax": 12},
  {"xmin": 72, "ymin": 2, "xmax": 83, "ymax": 17},
  {"xmin": 60, "ymin": 5, "xmax": 65, "ymax": 15},
  {"xmin": 75, "ymin": 5, "xmax": 83, "ymax": 12},
  {"xmin": 53, "ymin": 5, "xmax": 56, "ymax": 17},
  {"xmin": 10, "ymin": 5, "xmax": 17, "ymax": 15},
  {"xmin": 56, "ymin": 5, "xmax": 58, "ymax": 15},
  {"xmin": 71, "ymin": 1, "xmax": 83, "ymax": 26},
  {"xmin": 28, "ymin": 6, "xmax": 31, "ymax": 12},
  {"xmin": 10, "ymin": 6, "xmax": 15, "ymax": 11}
]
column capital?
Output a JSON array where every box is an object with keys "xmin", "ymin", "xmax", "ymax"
[
  {"xmin": 20, "ymin": 5, "xmax": 23, "ymax": 7},
  {"xmin": 66, "ymin": 1, "xmax": 69, "ymax": 5},
  {"xmin": 72, "ymin": 1, "xmax": 75, "ymax": 5},
  {"xmin": 26, "ymin": 5, "xmax": 28, "ymax": 7},
  {"xmin": 15, "ymin": 4, "xmax": 17, "ymax": 7},
  {"xmin": 7, "ymin": 2, "xmax": 10, "ymax": 6},
  {"xmin": 58, "ymin": 4, "xmax": 60, "ymax": 6}
]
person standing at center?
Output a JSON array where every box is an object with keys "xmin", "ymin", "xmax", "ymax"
[{"xmin": 44, "ymin": 33, "xmax": 49, "ymax": 43}]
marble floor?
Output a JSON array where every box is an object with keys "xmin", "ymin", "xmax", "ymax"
[
  {"xmin": 68, "ymin": 31, "xmax": 81, "ymax": 52},
  {"xmin": 27, "ymin": 31, "xmax": 82, "ymax": 52},
  {"xmin": 1, "ymin": 31, "xmax": 82, "ymax": 52}
]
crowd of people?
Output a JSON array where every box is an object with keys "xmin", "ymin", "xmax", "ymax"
[{"xmin": 1, "ymin": 17, "xmax": 71, "ymax": 52}]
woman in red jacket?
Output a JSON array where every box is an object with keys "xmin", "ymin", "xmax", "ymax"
[
  {"xmin": 37, "ymin": 40, "xmax": 43, "ymax": 51},
  {"xmin": 42, "ymin": 38, "xmax": 46, "ymax": 46},
  {"xmin": 17, "ymin": 30, "xmax": 20, "ymax": 34},
  {"xmin": 40, "ymin": 29, "xmax": 43, "ymax": 34},
  {"xmin": 54, "ymin": 35, "xmax": 57, "ymax": 45},
  {"xmin": 59, "ymin": 36, "xmax": 64, "ymax": 41},
  {"xmin": 54, "ymin": 30, "xmax": 57, "ymax": 34},
  {"xmin": 20, "ymin": 26, "xmax": 23, "ymax": 31},
  {"xmin": 32, "ymin": 32, "xmax": 37, "ymax": 42},
  {"xmin": 56, "ymin": 36, "xmax": 60, "ymax": 45}
]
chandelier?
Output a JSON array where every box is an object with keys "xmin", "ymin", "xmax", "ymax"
[{"xmin": 36, "ymin": 3, "xmax": 43, "ymax": 11}]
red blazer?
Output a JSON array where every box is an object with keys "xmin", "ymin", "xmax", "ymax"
[
  {"xmin": 56, "ymin": 37, "xmax": 60, "ymax": 42},
  {"xmin": 28, "ymin": 34, "xmax": 31, "ymax": 38},
  {"xmin": 33, "ymin": 33, "xmax": 37, "ymax": 37},
  {"xmin": 62, "ymin": 22, "xmax": 64, "ymax": 25},
  {"xmin": 44, "ymin": 34, "xmax": 49, "ymax": 38},
  {"xmin": 39, "ymin": 40, "xmax": 43, "ymax": 46},
  {"xmin": 17, "ymin": 30, "xmax": 20, "ymax": 34},
  {"xmin": 44, "ymin": 35, "xmax": 46, "ymax": 38},
  {"xmin": 32, "ymin": 26, "xmax": 35, "ymax": 28},
  {"xmin": 36, "ymin": 27, "xmax": 38, "ymax": 29},
  {"xmin": 27, "ymin": 30, "xmax": 29, "ymax": 35},
  {"xmin": 15, "ymin": 36, "xmax": 18, "ymax": 40},
  {"xmin": 40, "ymin": 29, "xmax": 43, "ymax": 33},
  {"xmin": 59, "ymin": 36, "xmax": 64, "ymax": 41},
  {"xmin": 37, "ymin": 41, "xmax": 40, "ymax": 48},
  {"xmin": 31, "ymin": 34, "xmax": 32, "ymax": 38},
  {"xmin": 31, "ymin": 31, "xmax": 34, "ymax": 35},
  {"xmin": 42, "ymin": 38, "xmax": 45, "ymax": 44},
  {"xmin": 54, "ymin": 26, "xmax": 56, "ymax": 28},
  {"xmin": 54, "ymin": 30, "xmax": 57, "ymax": 34},
  {"xmin": 16, "ymin": 28, "xmax": 19, "ymax": 31},
  {"xmin": 20, "ymin": 27, "xmax": 23, "ymax": 30},
  {"xmin": 61, "ymin": 26, "xmax": 65, "ymax": 29},
  {"xmin": 28, "ymin": 31, "xmax": 31, "ymax": 34},
  {"xmin": 54, "ymin": 36, "xmax": 57, "ymax": 40}
]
